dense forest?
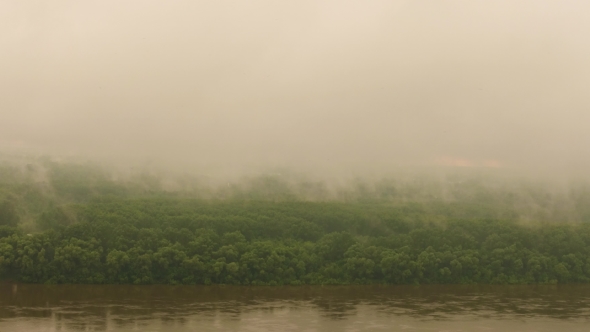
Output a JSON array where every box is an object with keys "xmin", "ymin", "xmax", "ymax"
[{"xmin": 2, "ymin": 157, "xmax": 590, "ymax": 285}]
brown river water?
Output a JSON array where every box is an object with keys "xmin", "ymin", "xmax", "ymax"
[{"xmin": 1, "ymin": 283, "xmax": 590, "ymax": 331}]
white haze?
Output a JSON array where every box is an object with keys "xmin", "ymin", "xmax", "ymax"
[{"xmin": 1, "ymin": 0, "xmax": 590, "ymax": 179}]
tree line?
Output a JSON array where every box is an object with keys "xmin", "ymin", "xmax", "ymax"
[
  {"xmin": 2, "ymin": 159, "xmax": 590, "ymax": 285},
  {"xmin": 2, "ymin": 199, "xmax": 590, "ymax": 285}
]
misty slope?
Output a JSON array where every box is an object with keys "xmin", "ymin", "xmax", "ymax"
[
  {"xmin": 2, "ymin": 158, "xmax": 590, "ymax": 228},
  {"xmin": 2, "ymin": 159, "xmax": 590, "ymax": 285}
]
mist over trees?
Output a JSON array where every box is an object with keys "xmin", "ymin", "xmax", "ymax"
[
  {"xmin": 1, "ymin": 157, "xmax": 590, "ymax": 285},
  {"xmin": 1, "ymin": 0, "xmax": 590, "ymax": 290}
]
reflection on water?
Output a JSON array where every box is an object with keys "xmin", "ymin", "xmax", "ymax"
[{"xmin": 2, "ymin": 284, "xmax": 590, "ymax": 331}]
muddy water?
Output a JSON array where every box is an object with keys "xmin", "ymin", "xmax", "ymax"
[{"xmin": 1, "ymin": 284, "xmax": 590, "ymax": 331}]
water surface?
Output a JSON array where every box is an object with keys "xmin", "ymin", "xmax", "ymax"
[{"xmin": 2, "ymin": 284, "xmax": 590, "ymax": 331}]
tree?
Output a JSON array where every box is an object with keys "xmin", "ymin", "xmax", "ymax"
[{"xmin": 0, "ymin": 198, "xmax": 19, "ymax": 227}]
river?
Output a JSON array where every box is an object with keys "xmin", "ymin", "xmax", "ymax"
[{"xmin": 1, "ymin": 283, "xmax": 590, "ymax": 331}]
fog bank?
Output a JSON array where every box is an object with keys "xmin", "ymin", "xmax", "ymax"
[{"xmin": 1, "ymin": 1, "xmax": 589, "ymax": 178}]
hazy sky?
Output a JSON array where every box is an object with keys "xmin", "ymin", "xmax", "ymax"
[{"xmin": 1, "ymin": 0, "xmax": 589, "ymax": 176}]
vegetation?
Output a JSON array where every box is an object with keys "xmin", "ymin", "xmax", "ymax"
[{"xmin": 1, "ymin": 158, "xmax": 590, "ymax": 285}]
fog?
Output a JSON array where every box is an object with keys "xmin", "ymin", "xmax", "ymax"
[{"xmin": 2, "ymin": 0, "xmax": 590, "ymax": 179}]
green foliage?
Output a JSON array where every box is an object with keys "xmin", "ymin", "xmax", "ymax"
[
  {"xmin": 1, "ymin": 159, "xmax": 590, "ymax": 285},
  {"xmin": 0, "ymin": 198, "xmax": 590, "ymax": 285},
  {"xmin": 36, "ymin": 205, "xmax": 76, "ymax": 231},
  {"xmin": 0, "ymin": 198, "xmax": 20, "ymax": 227},
  {"xmin": 47, "ymin": 162, "xmax": 128, "ymax": 201}
]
